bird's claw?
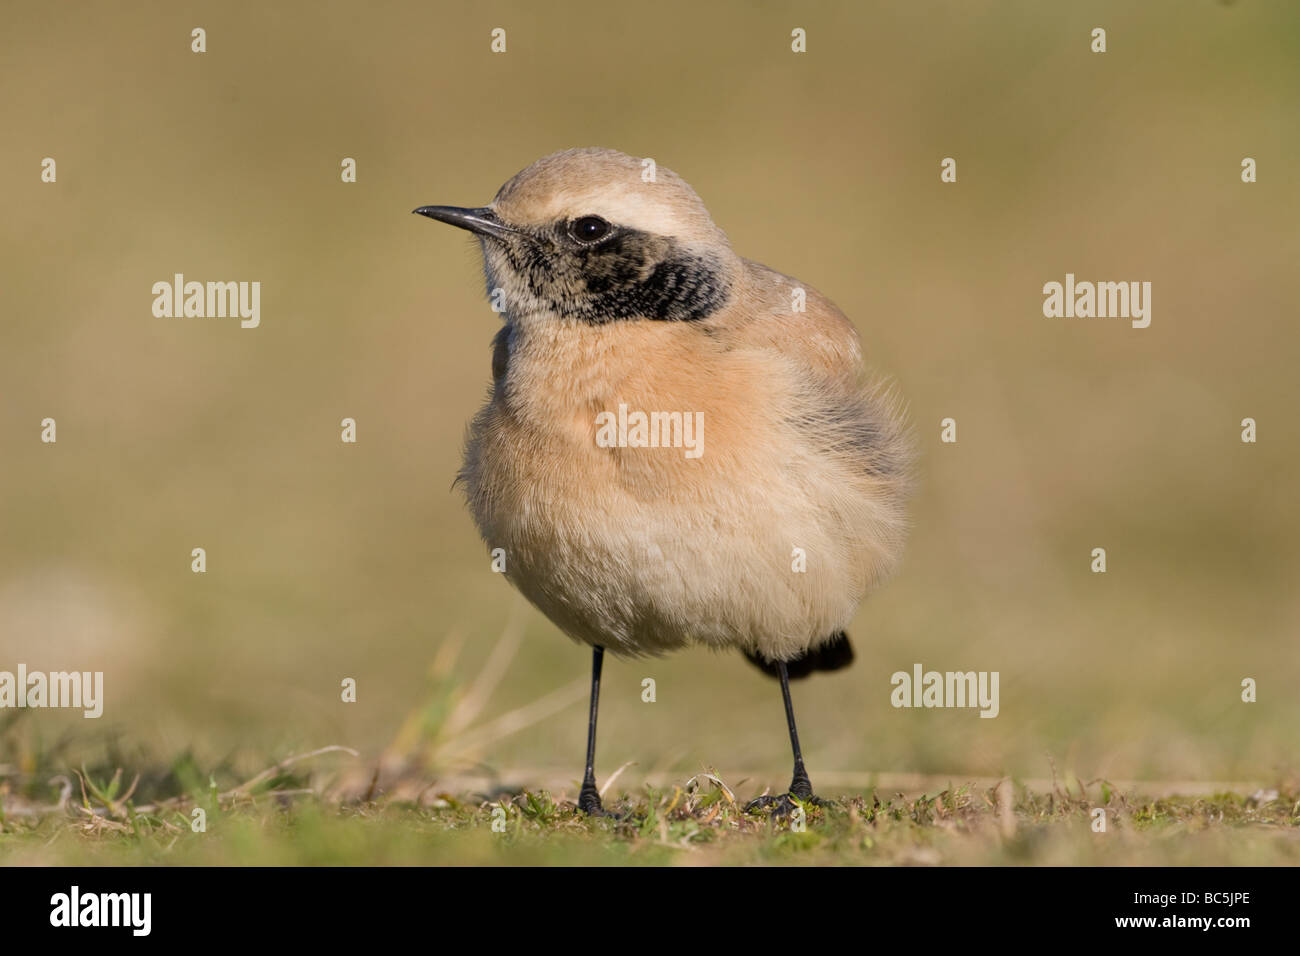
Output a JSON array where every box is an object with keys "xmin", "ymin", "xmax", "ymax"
[
  {"xmin": 577, "ymin": 783, "xmax": 621, "ymax": 819},
  {"xmin": 745, "ymin": 791, "xmax": 832, "ymax": 817}
]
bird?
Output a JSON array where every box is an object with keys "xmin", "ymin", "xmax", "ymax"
[{"xmin": 414, "ymin": 147, "xmax": 913, "ymax": 816}]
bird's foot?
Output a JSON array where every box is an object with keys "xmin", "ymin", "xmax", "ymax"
[
  {"xmin": 745, "ymin": 777, "xmax": 833, "ymax": 816},
  {"xmin": 744, "ymin": 792, "xmax": 832, "ymax": 816},
  {"xmin": 577, "ymin": 782, "xmax": 619, "ymax": 819}
]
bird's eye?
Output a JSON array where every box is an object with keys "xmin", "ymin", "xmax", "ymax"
[{"xmin": 569, "ymin": 215, "xmax": 611, "ymax": 243}]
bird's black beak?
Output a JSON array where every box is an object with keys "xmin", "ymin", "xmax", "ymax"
[{"xmin": 412, "ymin": 205, "xmax": 516, "ymax": 241}]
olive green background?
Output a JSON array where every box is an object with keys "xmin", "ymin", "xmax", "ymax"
[{"xmin": 2, "ymin": 1, "xmax": 1297, "ymax": 793}]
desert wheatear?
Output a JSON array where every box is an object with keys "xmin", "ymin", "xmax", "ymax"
[{"xmin": 415, "ymin": 148, "xmax": 912, "ymax": 815}]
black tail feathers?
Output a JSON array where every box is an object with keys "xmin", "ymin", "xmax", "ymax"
[{"xmin": 743, "ymin": 631, "xmax": 855, "ymax": 680}]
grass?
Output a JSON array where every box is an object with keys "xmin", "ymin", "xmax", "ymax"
[
  {"xmin": 2, "ymin": 753, "xmax": 1297, "ymax": 865},
  {"xmin": 2, "ymin": 629, "xmax": 1297, "ymax": 866}
]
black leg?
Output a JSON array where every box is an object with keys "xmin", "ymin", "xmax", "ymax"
[
  {"xmin": 779, "ymin": 661, "xmax": 815, "ymax": 799},
  {"xmin": 747, "ymin": 660, "xmax": 827, "ymax": 813},
  {"xmin": 577, "ymin": 645, "xmax": 612, "ymax": 816}
]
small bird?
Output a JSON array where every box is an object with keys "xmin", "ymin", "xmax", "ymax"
[{"xmin": 415, "ymin": 148, "xmax": 913, "ymax": 815}]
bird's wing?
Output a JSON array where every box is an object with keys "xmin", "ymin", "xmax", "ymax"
[
  {"xmin": 721, "ymin": 259, "xmax": 914, "ymax": 486},
  {"xmin": 724, "ymin": 259, "xmax": 867, "ymax": 390}
]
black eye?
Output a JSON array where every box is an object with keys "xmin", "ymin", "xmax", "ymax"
[{"xmin": 569, "ymin": 215, "xmax": 611, "ymax": 243}]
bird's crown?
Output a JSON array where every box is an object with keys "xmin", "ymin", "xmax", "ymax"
[{"xmin": 491, "ymin": 147, "xmax": 730, "ymax": 249}]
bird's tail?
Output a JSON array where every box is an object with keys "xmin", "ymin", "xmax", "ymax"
[{"xmin": 743, "ymin": 631, "xmax": 854, "ymax": 680}]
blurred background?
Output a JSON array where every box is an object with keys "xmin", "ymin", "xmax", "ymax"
[{"xmin": 2, "ymin": 0, "xmax": 1297, "ymax": 798}]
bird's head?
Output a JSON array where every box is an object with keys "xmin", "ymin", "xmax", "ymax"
[{"xmin": 415, "ymin": 148, "xmax": 741, "ymax": 325}]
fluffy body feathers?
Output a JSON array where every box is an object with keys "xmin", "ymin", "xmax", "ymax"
[{"xmin": 451, "ymin": 148, "xmax": 913, "ymax": 664}]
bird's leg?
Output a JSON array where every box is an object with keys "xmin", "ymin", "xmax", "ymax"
[
  {"xmin": 746, "ymin": 660, "xmax": 830, "ymax": 814},
  {"xmin": 577, "ymin": 645, "xmax": 614, "ymax": 817}
]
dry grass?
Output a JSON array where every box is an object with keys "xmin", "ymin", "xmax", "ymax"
[
  {"xmin": 2, "ymin": 633, "xmax": 1295, "ymax": 866},
  {"xmin": 3, "ymin": 756, "xmax": 1297, "ymax": 866}
]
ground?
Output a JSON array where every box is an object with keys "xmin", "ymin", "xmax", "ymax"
[{"xmin": 1, "ymin": 752, "xmax": 1296, "ymax": 865}]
